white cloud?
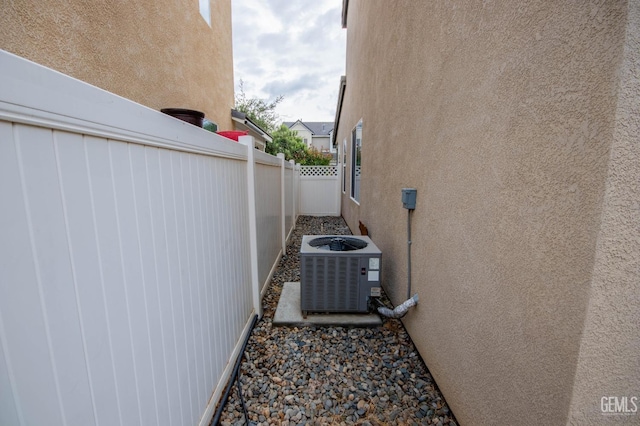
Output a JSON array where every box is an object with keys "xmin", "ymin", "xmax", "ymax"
[{"xmin": 232, "ymin": 0, "xmax": 346, "ymax": 123}]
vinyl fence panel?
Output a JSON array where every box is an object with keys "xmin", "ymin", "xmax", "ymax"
[
  {"xmin": 254, "ymin": 151, "xmax": 283, "ymax": 293},
  {"xmin": 299, "ymin": 165, "xmax": 341, "ymax": 216},
  {"xmin": 285, "ymin": 162, "xmax": 294, "ymax": 236},
  {"xmin": 0, "ymin": 50, "xmax": 299, "ymax": 426}
]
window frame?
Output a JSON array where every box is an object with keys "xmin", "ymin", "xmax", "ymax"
[
  {"xmin": 342, "ymin": 138, "xmax": 347, "ymax": 194},
  {"xmin": 350, "ymin": 119, "xmax": 362, "ymax": 204}
]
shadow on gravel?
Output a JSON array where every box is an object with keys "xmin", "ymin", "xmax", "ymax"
[{"xmin": 215, "ymin": 216, "xmax": 457, "ymax": 426}]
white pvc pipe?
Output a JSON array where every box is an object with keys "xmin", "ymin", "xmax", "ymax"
[{"xmin": 377, "ymin": 294, "xmax": 419, "ymax": 319}]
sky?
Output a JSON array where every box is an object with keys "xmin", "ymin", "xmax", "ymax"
[{"xmin": 231, "ymin": 0, "xmax": 346, "ymax": 124}]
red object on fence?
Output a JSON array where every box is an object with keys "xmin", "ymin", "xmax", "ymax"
[{"xmin": 216, "ymin": 130, "xmax": 249, "ymax": 141}]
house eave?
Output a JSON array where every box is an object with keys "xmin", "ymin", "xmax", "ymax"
[
  {"xmin": 231, "ymin": 109, "xmax": 272, "ymax": 146},
  {"xmin": 333, "ymin": 75, "xmax": 347, "ymax": 147},
  {"xmin": 341, "ymin": 0, "xmax": 349, "ymax": 28},
  {"xmin": 286, "ymin": 120, "xmax": 315, "ymax": 134}
]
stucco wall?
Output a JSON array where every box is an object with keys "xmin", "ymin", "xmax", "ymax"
[
  {"xmin": 337, "ymin": 1, "xmax": 637, "ymax": 425},
  {"xmin": 0, "ymin": 0, "xmax": 234, "ymax": 130},
  {"xmin": 567, "ymin": 1, "xmax": 640, "ymax": 423}
]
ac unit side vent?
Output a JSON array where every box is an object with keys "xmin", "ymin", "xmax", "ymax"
[
  {"xmin": 302, "ymin": 256, "xmax": 360, "ymax": 312},
  {"xmin": 300, "ymin": 235, "xmax": 381, "ymax": 313}
]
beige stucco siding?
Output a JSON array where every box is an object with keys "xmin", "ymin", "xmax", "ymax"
[
  {"xmin": 0, "ymin": 0, "xmax": 234, "ymax": 129},
  {"xmin": 337, "ymin": 1, "xmax": 638, "ymax": 425},
  {"xmin": 567, "ymin": 1, "xmax": 640, "ymax": 423}
]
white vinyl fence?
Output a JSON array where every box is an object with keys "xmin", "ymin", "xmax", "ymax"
[
  {"xmin": 299, "ymin": 165, "xmax": 341, "ymax": 216},
  {"xmin": 0, "ymin": 50, "xmax": 298, "ymax": 426},
  {"xmin": 253, "ymin": 152, "xmax": 297, "ymax": 295}
]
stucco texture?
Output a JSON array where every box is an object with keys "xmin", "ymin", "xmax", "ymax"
[
  {"xmin": 337, "ymin": 1, "xmax": 638, "ymax": 425},
  {"xmin": 567, "ymin": 0, "xmax": 640, "ymax": 424},
  {"xmin": 0, "ymin": 0, "xmax": 234, "ymax": 130}
]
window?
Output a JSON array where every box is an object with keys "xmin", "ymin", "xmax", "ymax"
[
  {"xmin": 342, "ymin": 139, "xmax": 347, "ymax": 193},
  {"xmin": 350, "ymin": 120, "xmax": 362, "ymax": 203},
  {"xmin": 199, "ymin": 0, "xmax": 211, "ymax": 26}
]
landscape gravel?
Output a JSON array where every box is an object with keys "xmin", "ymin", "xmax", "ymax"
[{"xmin": 215, "ymin": 216, "xmax": 457, "ymax": 426}]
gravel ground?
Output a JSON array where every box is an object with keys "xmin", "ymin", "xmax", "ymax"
[{"xmin": 215, "ymin": 216, "xmax": 457, "ymax": 426}]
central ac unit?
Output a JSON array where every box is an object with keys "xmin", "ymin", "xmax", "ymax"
[{"xmin": 300, "ymin": 235, "xmax": 382, "ymax": 314}]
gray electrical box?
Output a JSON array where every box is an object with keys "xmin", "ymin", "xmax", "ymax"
[{"xmin": 402, "ymin": 188, "xmax": 417, "ymax": 210}]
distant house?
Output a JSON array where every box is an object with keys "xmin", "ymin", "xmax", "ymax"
[
  {"xmin": 0, "ymin": 0, "xmax": 235, "ymax": 130},
  {"xmin": 284, "ymin": 120, "xmax": 334, "ymax": 154},
  {"xmin": 231, "ymin": 109, "xmax": 272, "ymax": 151}
]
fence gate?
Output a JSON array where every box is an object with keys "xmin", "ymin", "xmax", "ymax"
[{"xmin": 298, "ymin": 165, "xmax": 340, "ymax": 216}]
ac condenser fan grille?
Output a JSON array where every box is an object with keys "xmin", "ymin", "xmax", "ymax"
[{"xmin": 308, "ymin": 236, "xmax": 368, "ymax": 251}]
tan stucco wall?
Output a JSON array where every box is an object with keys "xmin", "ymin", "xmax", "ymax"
[
  {"xmin": 337, "ymin": 1, "xmax": 638, "ymax": 425},
  {"xmin": 0, "ymin": 0, "xmax": 234, "ymax": 130},
  {"xmin": 567, "ymin": 1, "xmax": 640, "ymax": 424}
]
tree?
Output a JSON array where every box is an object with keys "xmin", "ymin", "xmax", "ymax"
[
  {"xmin": 267, "ymin": 125, "xmax": 332, "ymax": 165},
  {"xmin": 298, "ymin": 147, "xmax": 332, "ymax": 166},
  {"xmin": 234, "ymin": 80, "xmax": 283, "ymax": 133},
  {"xmin": 267, "ymin": 125, "xmax": 307, "ymax": 160},
  {"xmin": 234, "ymin": 81, "xmax": 332, "ymax": 165}
]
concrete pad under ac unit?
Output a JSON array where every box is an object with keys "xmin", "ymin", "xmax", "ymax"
[{"xmin": 273, "ymin": 282, "xmax": 382, "ymax": 327}]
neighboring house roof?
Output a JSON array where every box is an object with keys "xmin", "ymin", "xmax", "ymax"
[
  {"xmin": 284, "ymin": 120, "xmax": 334, "ymax": 136},
  {"xmin": 231, "ymin": 109, "xmax": 272, "ymax": 143},
  {"xmin": 284, "ymin": 120, "xmax": 314, "ymax": 134}
]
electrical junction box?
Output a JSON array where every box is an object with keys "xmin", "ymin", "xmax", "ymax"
[{"xmin": 402, "ymin": 188, "xmax": 417, "ymax": 210}]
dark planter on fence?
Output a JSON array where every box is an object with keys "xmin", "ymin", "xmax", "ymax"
[{"xmin": 161, "ymin": 108, "xmax": 205, "ymax": 127}]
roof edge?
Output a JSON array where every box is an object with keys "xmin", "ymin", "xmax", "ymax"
[
  {"xmin": 341, "ymin": 0, "xmax": 349, "ymax": 28},
  {"xmin": 231, "ymin": 108, "xmax": 272, "ymax": 141},
  {"xmin": 333, "ymin": 75, "xmax": 347, "ymax": 146},
  {"xmin": 286, "ymin": 120, "xmax": 315, "ymax": 134}
]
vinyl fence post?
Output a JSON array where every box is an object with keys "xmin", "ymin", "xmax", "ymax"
[
  {"xmin": 335, "ymin": 163, "xmax": 341, "ymax": 216},
  {"xmin": 277, "ymin": 153, "xmax": 286, "ymax": 253},
  {"xmin": 289, "ymin": 160, "xmax": 296, "ymax": 229},
  {"xmin": 295, "ymin": 163, "xmax": 301, "ymax": 220},
  {"xmin": 240, "ymin": 136, "xmax": 262, "ymax": 318}
]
